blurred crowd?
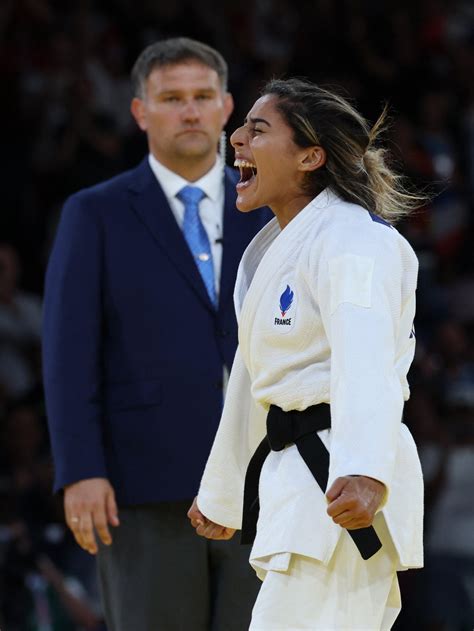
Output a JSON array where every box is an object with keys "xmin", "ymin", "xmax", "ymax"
[{"xmin": 0, "ymin": 0, "xmax": 473, "ymax": 629}]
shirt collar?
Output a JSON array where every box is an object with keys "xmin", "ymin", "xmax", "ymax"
[{"xmin": 148, "ymin": 153, "xmax": 224, "ymax": 202}]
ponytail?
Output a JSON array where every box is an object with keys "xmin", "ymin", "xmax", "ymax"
[{"xmin": 262, "ymin": 80, "xmax": 428, "ymax": 223}]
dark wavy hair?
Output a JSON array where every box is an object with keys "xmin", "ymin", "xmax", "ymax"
[{"xmin": 261, "ymin": 78, "xmax": 426, "ymax": 223}]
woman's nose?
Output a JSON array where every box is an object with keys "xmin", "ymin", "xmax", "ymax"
[{"xmin": 230, "ymin": 126, "xmax": 245, "ymax": 148}]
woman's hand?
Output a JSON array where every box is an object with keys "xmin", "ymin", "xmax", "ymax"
[
  {"xmin": 187, "ymin": 497, "xmax": 236, "ymax": 540},
  {"xmin": 326, "ymin": 475, "xmax": 386, "ymax": 529}
]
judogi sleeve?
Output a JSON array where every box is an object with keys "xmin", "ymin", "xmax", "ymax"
[
  {"xmin": 197, "ymin": 346, "xmax": 267, "ymax": 529},
  {"xmin": 315, "ymin": 233, "xmax": 404, "ymax": 502}
]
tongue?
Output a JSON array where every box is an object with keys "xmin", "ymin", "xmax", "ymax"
[{"xmin": 237, "ymin": 172, "xmax": 256, "ymax": 190}]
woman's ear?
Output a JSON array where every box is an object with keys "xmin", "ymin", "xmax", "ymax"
[{"xmin": 299, "ymin": 146, "xmax": 326, "ymax": 172}]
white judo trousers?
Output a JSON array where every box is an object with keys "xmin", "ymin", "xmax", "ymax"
[{"xmin": 250, "ymin": 516, "xmax": 401, "ymax": 631}]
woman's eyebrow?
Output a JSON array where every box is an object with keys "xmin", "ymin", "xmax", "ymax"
[{"xmin": 244, "ymin": 116, "xmax": 272, "ymax": 127}]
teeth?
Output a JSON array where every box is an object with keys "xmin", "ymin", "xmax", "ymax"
[{"xmin": 234, "ymin": 159, "xmax": 257, "ymax": 169}]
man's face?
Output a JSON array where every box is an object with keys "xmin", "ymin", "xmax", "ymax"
[{"xmin": 131, "ymin": 61, "xmax": 233, "ymax": 169}]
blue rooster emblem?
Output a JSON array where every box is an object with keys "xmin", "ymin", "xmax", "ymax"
[{"xmin": 279, "ymin": 285, "xmax": 294, "ymax": 316}]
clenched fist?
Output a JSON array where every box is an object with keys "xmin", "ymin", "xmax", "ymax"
[
  {"xmin": 187, "ymin": 497, "xmax": 236, "ymax": 540},
  {"xmin": 326, "ymin": 475, "xmax": 386, "ymax": 530}
]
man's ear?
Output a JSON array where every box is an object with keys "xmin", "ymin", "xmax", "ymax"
[
  {"xmin": 222, "ymin": 92, "xmax": 235, "ymax": 126},
  {"xmin": 131, "ymin": 97, "xmax": 147, "ymax": 132},
  {"xmin": 299, "ymin": 146, "xmax": 326, "ymax": 172}
]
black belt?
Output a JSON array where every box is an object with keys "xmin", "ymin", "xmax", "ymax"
[{"xmin": 241, "ymin": 403, "xmax": 382, "ymax": 560}]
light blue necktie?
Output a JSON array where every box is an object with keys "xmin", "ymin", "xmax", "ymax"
[{"xmin": 177, "ymin": 185, "xmax": 217, "ymax": 307}]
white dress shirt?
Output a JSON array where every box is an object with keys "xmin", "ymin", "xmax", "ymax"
[{"xmin": 148, "ymin": 153, "xmax": 225, "ymax": 297}]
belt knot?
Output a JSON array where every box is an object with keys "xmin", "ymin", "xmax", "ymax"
[{"xmin": 241, "ymin": 403, "xmax": 382, "ymax": 560}]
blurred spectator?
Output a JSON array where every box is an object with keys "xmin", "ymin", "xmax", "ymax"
[
  {"xmin": 0, "ymin": 400, "xmax": 103, "ymax": 630},
  {"xmin": 0, "ymin": 245, "xmax": 42, "ymax": 398},
  {"xmin": 401, "ymin": 318, "xmax": 474, "ymax": 630},
  {"xmin": 85, "ymin": 27, "xmax": 133, "ymax": 135},
  {"xmin": 417, "ymin": 398, "xmax": 474, "ymax": 630},
  {"xmin": 0, "ymin": 522, "xmax": 104, "ymax": 631}
]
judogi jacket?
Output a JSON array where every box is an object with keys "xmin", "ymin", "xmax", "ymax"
[{"xmin": 197, "ymin": 189, "xmax": 424, "ymax": 571}]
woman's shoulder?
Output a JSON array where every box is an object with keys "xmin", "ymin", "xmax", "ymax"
[{"xmin": 310, "ymin": 197, "xmax": 417, "ymax": 267}]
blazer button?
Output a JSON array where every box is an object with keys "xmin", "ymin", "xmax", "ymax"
[
  {"xmin": 215, "ymin": 380, "xmax": 223, "ymax": 390},
  {"xmin": 219, "ymin": 329, "xmax": 230, "ymax": 338}
]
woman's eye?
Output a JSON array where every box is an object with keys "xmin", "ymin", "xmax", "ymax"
[{"xmin": 252, "ymin": 128, "xmax": 263, "ymax": 134}]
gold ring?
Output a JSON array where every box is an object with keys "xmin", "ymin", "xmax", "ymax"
[{"xmin": 71, "ymin": 517, "xmax": 80, "ymax": 524}]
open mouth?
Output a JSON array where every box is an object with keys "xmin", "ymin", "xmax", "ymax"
[{"xmin": 234, "ymin": 159, "xmax": 257, "ymax": 190}]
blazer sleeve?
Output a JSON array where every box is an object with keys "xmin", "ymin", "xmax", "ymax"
[
  {"xmin": 43, "ymin": 193, "xmax": 108, "ymax": 491},
  {"xmin": 197, "ymin": 346, "xmax": 267, "ymax": 529},
  {"xmin": 315, "ymin": 235, "xmax": 405, "ymax": 502}
]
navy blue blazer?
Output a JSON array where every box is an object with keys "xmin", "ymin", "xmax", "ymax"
[{"xmin": 43, "ymin": 158, "xmax": 270, "ymax": 506}]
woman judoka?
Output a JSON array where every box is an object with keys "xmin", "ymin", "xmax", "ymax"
[{"xmin": 188, "ymin": 78, "xmax": 424, "ymax": 630}]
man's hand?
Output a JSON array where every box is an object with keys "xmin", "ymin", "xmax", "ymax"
[
  {"xmin": 326, "ymin": 475, "xmax": 386, "ymax": 530},
  {"xmin": 64, "ymin": 478, "xmax": 120, "ymax": 554},
  {"xmin": 187, "ymin": 497, "xmax": 236, "ymax": 541}
]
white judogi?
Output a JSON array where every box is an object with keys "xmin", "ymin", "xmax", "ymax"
[{"xmin": 197, "ymin": 189, "xmax": 423, "ymax": 628}]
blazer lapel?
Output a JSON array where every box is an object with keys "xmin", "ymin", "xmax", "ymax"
[{"xmin": 128, "ymin": 158, "xmax": 215, "ymax": 311}]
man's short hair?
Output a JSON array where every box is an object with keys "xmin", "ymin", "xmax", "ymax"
[{"xmin": 131, "ymin": 37, "xmax": 228, "ymax": 98}]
